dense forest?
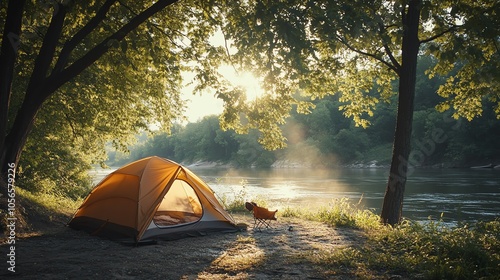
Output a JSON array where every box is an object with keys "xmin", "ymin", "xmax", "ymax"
[{"xmin": 109, "ymin": 56, "xmax": 500, "ymax": 169}]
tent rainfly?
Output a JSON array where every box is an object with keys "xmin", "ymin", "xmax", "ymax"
[{"xmin": 69, "ymin": 156, "xmax": 238, "ymax": 242}]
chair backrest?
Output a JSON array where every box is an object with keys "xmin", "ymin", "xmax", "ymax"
[{"xmin": 245, "ymin": 202, "xmax": 256, "ymax": 212}]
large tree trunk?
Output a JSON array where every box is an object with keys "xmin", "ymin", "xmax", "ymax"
[
  {"xmin": 380, "ymin": 0, "xmax": 421, "ymax": 225},
  {"xmin": 0, "ymin": 1, "xmax": 68, "ymax": 186},
  {"xmin": 2, "ymin": 100, "xmax": 43, "ymax": 179},
  {"xmin": 0, "ymin": 0, "xmax": 26, "ymax": 197}
]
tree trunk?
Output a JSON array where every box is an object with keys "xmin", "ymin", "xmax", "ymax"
[
  {"xmin": 380, "ymin": 0, "xmax": 421, "ymax": 225},
  {"xmin": 0, "ymin": 1, "xmax": 67, "ymax": 185},
  {"xmin": 2, "ymin": 99, "xmax": 43, "ymax": 177},
  {"xmin": 0, "ymin": 0, "xmax": 26, "ymax": 197}
]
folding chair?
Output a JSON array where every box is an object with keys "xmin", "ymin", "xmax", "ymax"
[{"xmin": 245, "ymin": 202, "xmax": 278, "ymax": 231}]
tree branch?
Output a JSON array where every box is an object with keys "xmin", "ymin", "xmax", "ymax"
[
  {"xmin": 220, "ymin": 27, "xmax": 237, "ymax": 72},
  {"xmin": 25, "ymin": 2, "xmax": 67, "ymax": 101},
  {"xmin": 377, "ymin": 22, "xmax": 401, "ymax": 72},
  {"xmin": 45, "ymin": 0, "xmax": 180, "ymax": 97},
  {"xmin": 53, "ymin": 0, "xmax": 118, "ymax": 74},
  {"xmin": 382, "ymin": 43, "xmax": 401, "ymax": 72},
  {"xmin": 419, "ymin": 26, "xmax": 457, "ymax": 44},
  {"xmin": 336, "ymin": 35, "xmax": 400, "ymax": 73},
  {"xmin": 118, "ymin": 0, "xmax": 188, "ymax": 49},
  {"xmin": 117, "ymin": 0, "xmax": 137, "ymax": 16}
]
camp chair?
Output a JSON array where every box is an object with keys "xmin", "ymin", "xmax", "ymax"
[{"xmin": 245, "ymin": 202, "xmax": 277, "ymax": 231}]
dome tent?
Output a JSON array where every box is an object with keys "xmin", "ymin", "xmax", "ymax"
[{"xmin": 69, "ymin": 156, "xmax": 237, "ymax": 242}]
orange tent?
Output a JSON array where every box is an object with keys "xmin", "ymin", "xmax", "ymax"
[{"xmin": 69, "ymin": 156, "xmax": 237, "ymax": 242}]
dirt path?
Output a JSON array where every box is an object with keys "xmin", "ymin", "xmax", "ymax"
[{"xmin": 1, "ymin": 213, "xmax": 365, "ymax": 279}]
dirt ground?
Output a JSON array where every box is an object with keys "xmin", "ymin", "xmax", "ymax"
[{"xmin": 1, "ymin": 213, "xmax": 368, "ymax": 279}]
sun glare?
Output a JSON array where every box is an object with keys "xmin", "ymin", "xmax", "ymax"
[{"xmin": 219, "ymin": 65, "xmax": 265, "ymax": 101}]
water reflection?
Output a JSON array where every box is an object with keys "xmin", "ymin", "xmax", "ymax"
[
  {"xmin": 90, "ymin": 167, "xmax": 500, "ymax": 224},
  {"xmin": 193, "ymin": 167, "xmax": 500, "ymax": 224}
]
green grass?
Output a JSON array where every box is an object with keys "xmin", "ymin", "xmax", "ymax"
[
  {"xmin": 1, "ymin": 187, "xmax": 83, "ymax": 236},
  {"xmin": 218, "ymin": 180, "xmax": 270, "ymax": 213},
  {"xmin": 281, "ymin": 198, "xmax": 500, "ymax": 279},
  {"xmin": 17, "ymin": 187, "xmax": 82, "ymax": 216},
  {"xmin": 280, "ymin": 197, "xmax": 381, "ymax": 230}
]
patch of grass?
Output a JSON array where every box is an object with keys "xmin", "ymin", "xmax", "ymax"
[
  {"xmin": 282, "ymin": 197, "xmax": 381, "ymax": 230},
  {"xmin": 218, "ymin": 179, "xmax": 250, "ymax": 213},
  {"xmin": 219, "ymin": 179, "xmax": 271, "ymax": 213},
  {"xmin": 211, "ymin": 236, "xmax": 264, "ymax": 273},
  {"xmin": 279, "ymin": 206, "xmax": 304, "ymax": 218},
  {"xmin": 236, "ymin": 235, "xmax": 255, "ymax": 244},
  {"xmin": 273, "ymin": 198, "xmax": 500, "ymax": 279},
  {"xmin": 1, "ymin": 187, "xmax": 82, "ymax": 237},
  {"xmin": 17, "ymin": 188, "xmax": 81, "ymax": 216},
  {"xmin": 297, "ymin": 247, "xmax": 385, "ymax": 279},
  {"xmin": 371, "ymin": 220, "xmax": 498, "ymax": 278}
]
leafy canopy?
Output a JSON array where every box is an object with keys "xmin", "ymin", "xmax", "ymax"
[
  {"xmin": 4, "ymin": 0, "xmax": 226, "ymax": 194},
  {"xmin": 212, "ymin": 0, "xmax": 500, "ymax": 150}
]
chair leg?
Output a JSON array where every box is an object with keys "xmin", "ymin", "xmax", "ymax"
[
  {"xmin": 254, "ymin": 218, "xmax": 272, "ymax": 231},
  {"xmin": 254, "ymin": 217, "xmax": 264, "ymax": 231},
  {"xmin": 254, "ymin": 218, "xmax": 261, "ymax": 231},
  {"xmin": 262, "ymin": 219, "xmax": 272, "ymax": 229}
]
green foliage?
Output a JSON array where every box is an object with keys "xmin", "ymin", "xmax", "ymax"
[
  {"xmin": 111, "ymin": 115, "xmax": 277, "ymax": 168},
  {"xmin": 207, "ymin": 0, "xmax": 500, "ymax": 153},
  {"xmin": 16, "ymin": 94, "xmax": 96, "ymax": 199},
  {"xmin": 426, "ymin": 1, "xmax": 500, "ymax": 121},
  {"xmin": 279, "ymin": 206, "xmax": 304, "ymax": 218},
  {"xmin": 232, "ymin": 130, "xmax": 276, "ymax": 168},
  {"xmin": 115, "ymin": 57, "xmax": 500, "ymax": 168},
  {"xmin": 368, "ymin": 219, "xmax": 500, "ymax": 279},
  {"xmin": 333, "ymin": 129, "xmax": 370, "ymax": 162},
  {"xmin": 1, "ymin": 0, "xmax": 227, "ymax": 197},
  {"xmin": 218, "ymin": 178, "xmax": 269, "ymax": 213}
]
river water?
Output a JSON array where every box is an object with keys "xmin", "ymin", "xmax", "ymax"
[{"xmin": 90, "ymin": 167, "xmax": 499, "ymax": 224}]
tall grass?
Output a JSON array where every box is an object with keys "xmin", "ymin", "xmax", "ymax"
[
  {"xmin": 219, "ymin": 179, "xmax": 269, "ymax": 213},
  {"xmin": 281, "ymin": 197, "xmax": 381, "ymax": 230}
]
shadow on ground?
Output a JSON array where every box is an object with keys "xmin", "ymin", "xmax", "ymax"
[{"xmin": 1, "ymin": 213, "xmax": 365, "ymax": 279}]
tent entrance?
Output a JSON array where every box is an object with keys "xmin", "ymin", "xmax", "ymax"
[{"xmin": 153, "ymin": 179, "xmax": 203, "ymax": 227}]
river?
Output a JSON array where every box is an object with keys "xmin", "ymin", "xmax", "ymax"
[{"xmin": 90, "ymin": 167, "xmax": 499, "ymax": 225}]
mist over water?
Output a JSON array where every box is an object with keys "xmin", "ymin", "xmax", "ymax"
[{"xmin": 90, "ymin": 167, "xmax": 500, "ymax": 224}]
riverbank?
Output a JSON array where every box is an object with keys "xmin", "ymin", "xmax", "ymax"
[
  {"xmin": 1, "ymin": 192, "xmax": 499, "ymax": 279},
  {"xmin": 186, "ymin": 159, "xmax": 500, "ymax": 169}
]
